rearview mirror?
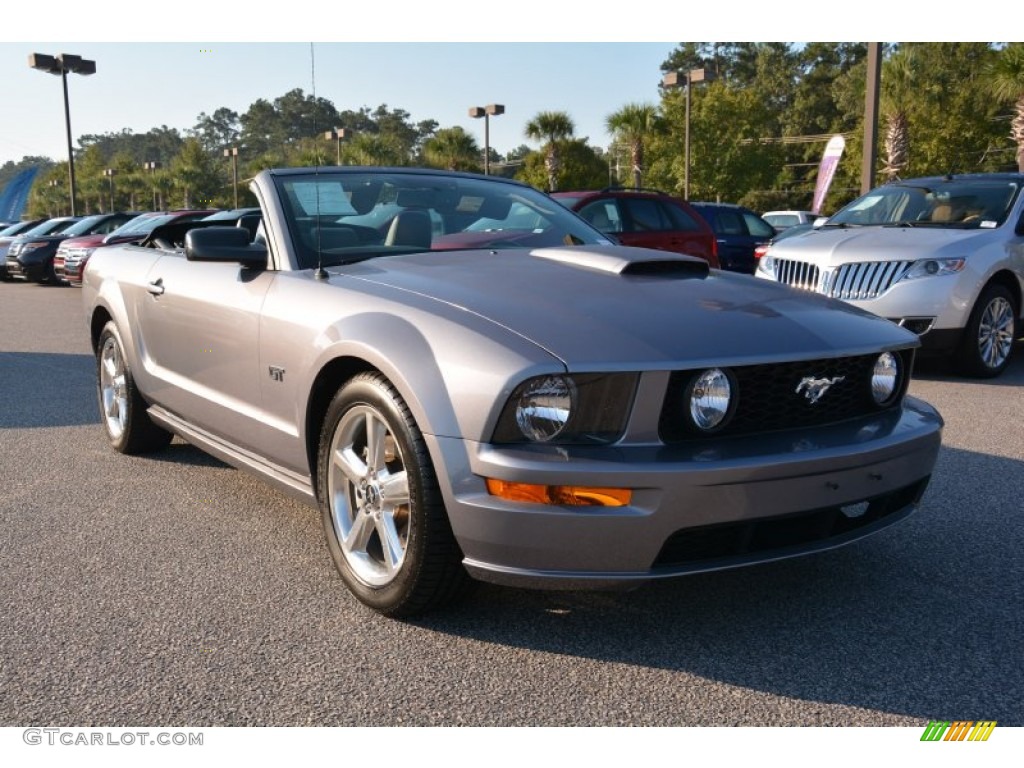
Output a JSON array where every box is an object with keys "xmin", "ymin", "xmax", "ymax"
[{"xmin": 185, "ymin": 226, "xmax": 267, "ymax": 268}]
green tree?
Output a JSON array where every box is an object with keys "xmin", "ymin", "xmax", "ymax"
[
  {"xmin": 342, "ymin": 134, "xmax": 405, "ymax": 166},
  {"xmin": 190, "ymin": 108, "xmax": 241, "ymax": 154},
  {"xmin": 515, "ymin": 138, "xmax": 606, "ymax": 192},
  {"xmin": 985, "ymin": 43, "xmax": 1024, "ymax": 171},
  {"xmin": 605, "ymin": 103, "xmax": 662, "ymax": 188},
  {"xmin": 27, "ymin": 164, "xmax": 69, "ymax": 218},
  {"xmin": 422, "ymin": 127, "xmax": 480, "ymax": 171},
  {"xmin": 880, "ymin": 48, "xmax": 919, "ymax": 179},
  {"xmin": 648, "ymin": 80, "xmax": 783, "ymax": 203},
  {"xmin": 524, "ymin": 111, "xmax": 575, "ymax": 191},
  {"xmin": 170, "ymin": 138, "xmax": 222, "ymax": 208}
]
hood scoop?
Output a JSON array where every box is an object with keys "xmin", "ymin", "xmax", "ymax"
[{"xmin": 530, "ymin": 245, "xmax": 709, "ymax": 278}]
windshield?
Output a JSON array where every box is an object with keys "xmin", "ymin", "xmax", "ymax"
[
  {"xmin": 274, "ymin": 171, "xmax": 608, "ymax": 269},
  {"xmin": 61, "ymin": 214, "xmax": 121, "ymax": 236},
  {"xmin": 829, "ymin": 179, "xmax": 1021, "ymax": 228},
  {"xmin": 107, "ymin": 214, "xmax": 176, "ymax": 238},
  {"xmin": 0, "ymin": 220, "xmax": 38, "ymax": 237},
  {"xmin": 22, "ymin": 218, "xmax": 78, "ymax": 237}
]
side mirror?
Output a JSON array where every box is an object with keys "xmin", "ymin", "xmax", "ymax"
[{"xmin": 185, "ymin": 226, "xmax": 267, "ymax": 268}]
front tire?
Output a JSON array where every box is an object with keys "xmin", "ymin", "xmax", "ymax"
[
  {"xmin": 96, "ymin": 321, "xmax": 173, "ymax": 454},
  {"xmin": 317, "ymin": 373, "xmax": 470, "ymax": 617},
  {"xmin": 954, "ymin": 284, "xmax": 1018, "ymax": 378}
]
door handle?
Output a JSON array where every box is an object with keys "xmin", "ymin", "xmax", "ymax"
[{"xmin": 147, "ymin": 278, "xmax": 165, "ymax": 296}]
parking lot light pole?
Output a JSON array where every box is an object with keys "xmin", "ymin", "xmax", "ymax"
[
  {"xmin": 143, "ymin": 162, "xmax": 161, "ymax": 210},
  {"xmin": 469, "ymin": 104, "xmax": 504, "ymax": 175},
  {"xmin": 47, "ymin": 179, "xmax": 62, "ymax": 216},
  {"xmin": 324, "ymin": 128, "xmax": 349, "ymax": 165},
  {"xmin": 29, "ymin": 53, "xmax": 96, "ymax": 217},
  {"xmin": 662, "ymin": 68, "xmax": 714, "ymax": 200},
  {"xmin": 223, "ymin": 147, "xmax": 240, "ymax": 208},
  {"xmin": 103, "ymin": 169, "xmax": 116, "ymax": 211}
]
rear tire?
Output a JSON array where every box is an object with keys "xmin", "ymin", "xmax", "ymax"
[
  {"xmin": 96, "ymin": 321, "xmax": 173, "ymax": 454},
  {"xmin": 954, "ymin": 284, "xmax": 1018, "ymax": 378},
  {"xmin": 316, "ymin": 372, "xmax": 471, "ymax": 618}
]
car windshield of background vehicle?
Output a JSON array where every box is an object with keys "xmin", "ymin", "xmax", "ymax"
[
  {"xmin": 829, "ymin": 180, "xmax": 1021, "ymax": 229},
  {"xmin": 23, "ymin": 219, "xmax": 77, "ymax": 237},
  {"xmin": 61, "ymin": 215, "xmax": 112, "ymax": 237},
  {"xmin": 274, "ymin": 172, "xmax": 608, "ymax": 269}
]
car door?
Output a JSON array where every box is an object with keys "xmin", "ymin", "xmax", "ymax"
[{"xmin": 132, "ymin": 250, "xmax": 277, "ymax": 451}]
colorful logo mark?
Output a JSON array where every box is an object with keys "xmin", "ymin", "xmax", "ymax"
[{"xmin": 920, "ymin": 720, "xmax": 997, "ymax": 742}]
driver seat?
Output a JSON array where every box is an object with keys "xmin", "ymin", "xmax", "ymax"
[{"xmin": 384, "ymin": 210, "xmax": 432, "ymax": 249}]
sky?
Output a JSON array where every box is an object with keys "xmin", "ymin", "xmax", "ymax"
[{"xmin": 0, "ymin": 3, "xmax": 984, "ymax": 168}]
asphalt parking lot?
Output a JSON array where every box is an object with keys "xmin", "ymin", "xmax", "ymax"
[{"xmin": 1, "ymin": 279, "xmax": 1022, "ymax": 727}]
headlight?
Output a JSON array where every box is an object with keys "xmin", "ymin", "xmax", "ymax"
[
  {"xmin": 871, "ymin": 352, "xmax": 900, "ymax": 405},
  {"xmin": 901, "ymin": 257, "xmax": 966, "ymax": 280},
  {"xmin": 493, "ymin": 373, "xmax": 638, "ymax": 445},
  {"xmin": 514, "ymin": 375, "xmax": 575, "ymax": 442},
  {"xmin": 687, "ymin": 368, "xmax": 733, "ymax": 431},
  {"xmin": 756, "ymin": 253, "xmax": 775, "ymax": 277}
]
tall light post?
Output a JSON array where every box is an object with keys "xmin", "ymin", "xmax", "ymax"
[
  {"xmin": 28, "ymin": 52, "xmax": 96, "ymax": 217},
  {"xmin": 103, "ymin": 168, "xmax": 116, "ymax": 211},
  {"xmin": 223, "ymin": 147, "xmax": 240, "ymax": 208},
  {"xmin": 468, "ymin": 104, "xmax": 504, "ymax": 175},
  {"xmin": 662, "ymin": 68, "xmax": 715, "ymax": 199},
  {"xmin": 47, "ymin": 179, "xmax": 62, "ymax": 217},
  {"xmin": 324, "ymin": 128, "xmax": 349, "ymax": 165},
  {"xmin": 144, "ymin": 161, "xmax": 161, "ymax": 210}
]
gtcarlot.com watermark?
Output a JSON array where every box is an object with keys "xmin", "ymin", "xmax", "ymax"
[{"xmin": 23, "ymin": 728, "xmax": 203, "ymax": 747}]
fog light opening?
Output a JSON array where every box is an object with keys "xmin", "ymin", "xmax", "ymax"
[{"xmin": 841, "ymin": 501, "xmax": 870, "ymax": 519}]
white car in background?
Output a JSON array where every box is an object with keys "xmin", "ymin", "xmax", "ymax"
[
  {"xmin": 762, "ymin": 210, "xmax": 819, "ymax": 230},
  {"xmin": 757, "ymin": 174, "xmax": 1024, "ymax": 377}
]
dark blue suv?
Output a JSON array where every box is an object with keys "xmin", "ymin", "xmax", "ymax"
[{"xmin": 690, "ymin": 202, "xmax": 776, "ymax": 274}]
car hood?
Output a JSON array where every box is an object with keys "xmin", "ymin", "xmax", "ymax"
[
  {"xmin": 339, "ymin": 245, "xmax": 916, "ymax": 368},
  {"xmin": 770, "ymin": 225, "xmax": 999, "ymax": 264},
  {"xmin": 60, "ymin": 234, "xmax": 107, "ymax": 248}
]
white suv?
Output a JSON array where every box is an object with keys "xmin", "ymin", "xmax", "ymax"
[{"xmin": 756, "ymin": 174, "xmax": 1024, "ymax": 377}]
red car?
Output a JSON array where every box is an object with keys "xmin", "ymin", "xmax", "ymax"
[
  {"xmin": 551, "ymin": 188, "xmax": 719, "ymax": 268},
  {"xmin": 56, "ymin": 209, "xmax": 215, "ymax": 285}
]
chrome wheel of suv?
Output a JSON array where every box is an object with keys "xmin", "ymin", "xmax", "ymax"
[
  {"xmin": 978, "ymin": 295, "xmax": 1014, "ymax": 370},
  {"xmin": 956, "ymin": 285, "xmax": 1018, "ymax": 378}
]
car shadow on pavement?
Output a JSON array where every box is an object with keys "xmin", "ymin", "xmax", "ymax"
[
  {"xmin": 419, "ymin": 444, "xmax": 1024, "ymax": 725},
  {"xmin": 0, "ymin": 352, "xmax": 97, "ymax": 428},
  {"xmin": 913, "ymin": 340, "xmax": 1024, "ymax": 386}
]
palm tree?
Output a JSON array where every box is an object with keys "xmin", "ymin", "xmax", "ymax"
[
  {"xmin": 423, "ymin": 127, "xmax": 480, "ymax": 171},
  {"xmin": 343, "ymin": 134, "xmax": 405, "ymax": 167},
  {"xmin": 524, "ymin": 111, "xmax": 575, "ymax": 191},
  {"xmin": 985, "ymin": 43, "xmax": 1024, "ymax": 172},
  {"xmin": 605, "ymin": 103, "xmax": 661, "ymax": 188},
  {"xmin": 881, "ymin": 48, "xmax": 917, "ymax": 180}
]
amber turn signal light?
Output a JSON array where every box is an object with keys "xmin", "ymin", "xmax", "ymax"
[{"xmin": 485, "ymin": 478, "xmax": 632, "ymax": 507}]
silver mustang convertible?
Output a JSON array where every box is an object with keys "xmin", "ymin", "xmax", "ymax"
[{"xmin": 83, "ymin": 167, "xmax": 943, "ymax": 617}]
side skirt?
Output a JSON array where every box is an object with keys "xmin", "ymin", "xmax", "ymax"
[{"xmin": 148, "ymin": 405, "xmax": 317, "ymax": 508}]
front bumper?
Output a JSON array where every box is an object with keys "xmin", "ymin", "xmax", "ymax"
[
  {"xmin": 429, "ymin": 396, "xmax": 942, "ymax": 588},
  {"xmin": 6, "ymin": 254, "xmax": 50, "ymax": 282}
]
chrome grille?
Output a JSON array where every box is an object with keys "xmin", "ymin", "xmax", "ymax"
[
  {"xmin": 825, "ymin": 261, "xmax": 913, "ymax": 300},
  {"xmin": 774, "ymin": 259, "xmax": 913, "ymax": 300},
  {"xmin": 774, "ymin": 258, "xmax": 821, "ymax": 291}
]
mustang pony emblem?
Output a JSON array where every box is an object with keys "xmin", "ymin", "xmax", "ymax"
[{"xmin": 796, "ymin": 375, "xmax": 845, "ymax": 404}]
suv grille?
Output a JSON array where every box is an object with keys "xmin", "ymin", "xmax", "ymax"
[
  {"xmin": 774, "ymin": 258, "xmax": 820, "ymax": 291},
  {"xmin": 774, "ymin": 258, "xmax": 913, "ymax": 300},
  {"xmin": 658, "ymin": 351, "xmax": 913, "ymax": 442},
  {"xmin": 823, "ymin": 261, "xmax": 913, "ymax": 300}
]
